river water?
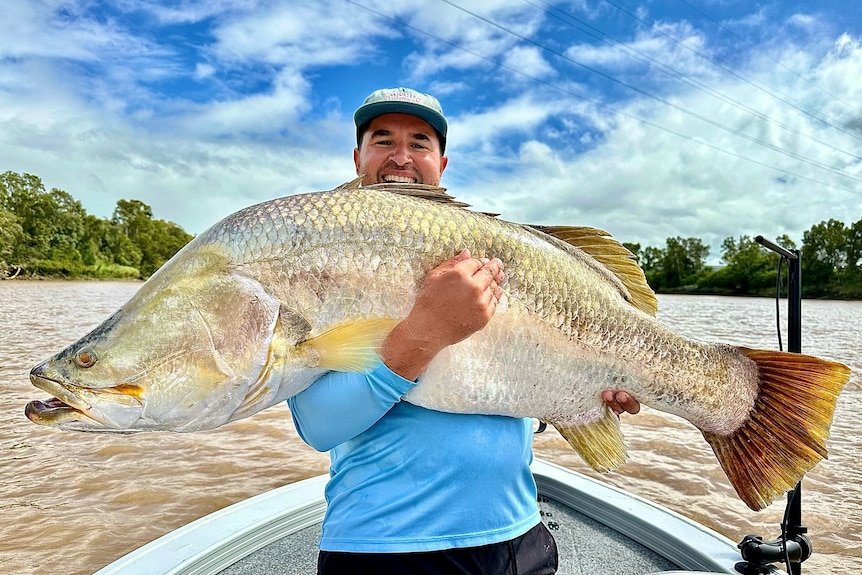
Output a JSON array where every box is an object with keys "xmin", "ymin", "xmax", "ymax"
[{"xmin": 1, "ymin": 281, "xmax": 859, "ymax": 575}]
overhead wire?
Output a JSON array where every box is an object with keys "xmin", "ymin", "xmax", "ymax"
[
  {"xmin": 601, "ymin": 0, "xmax": 862, "ymax": 147},
  {"xmin": 523, "ymin": 0, "xmax": 862, "ymax": 165},
  {"xmin": 676, "ymin": 0, "xmax": 862, "ymax": 119},
  {"xmin": 436, "ymin": 0, "xmax": 862, "ymax": 186},
  {"xmin": 344, "ymin": 0, "xmax": 862, "ymax": 195}
]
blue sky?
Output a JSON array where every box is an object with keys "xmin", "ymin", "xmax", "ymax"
[{"xmin": 2, "ymin": 0, "xmax": 861, "ymax": 263}]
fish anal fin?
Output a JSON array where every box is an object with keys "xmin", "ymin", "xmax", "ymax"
[
  {"xmin": 553, "ymin": 408, "xmax": 628, "ymax": 472},
  {"xmin": 702, "ymin": 348, "xmax": 850, "ymax": 511},
  {"xmin": 300, "ymin": 318, "xmax": 398, "ymax": 373},
  {"xmin": 532, "ymin": 225, "xmax": 658, "ymax": 316}
]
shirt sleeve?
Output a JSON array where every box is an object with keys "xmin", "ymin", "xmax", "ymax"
[{"xmin": 287, "ymin": 362, "xmax": 418, "ymax": 452}]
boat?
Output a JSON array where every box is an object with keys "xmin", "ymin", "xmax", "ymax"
[
  {"xmin": 93, "ymin": 458, "xmax": 771, "ymax": 575},
  {"xmin": 94, "ymin": 238, "xmax": 818, "ymax": 575}
]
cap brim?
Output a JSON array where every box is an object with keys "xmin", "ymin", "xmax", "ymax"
[{"xmin": 354, "ymin": 101, "xmax": 447, "ymax": 140}]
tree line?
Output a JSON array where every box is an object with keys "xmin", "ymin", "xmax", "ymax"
[
  {"xmin": 2, "ymin": 170, "xmax": 860, "ymax": 298},
  {"xmin": 1, "ymin": 171, "xmax": 192, "ymax": 279},
  {"xmin": 622, "ymin": 219, "xmax": 862, "ymax": 299}
]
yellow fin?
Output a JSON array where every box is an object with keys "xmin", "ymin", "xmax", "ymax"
[
  {"xmin": 339, "ymin": 180, "xmax": 499, "ymax": 214},
  {"xmin": 362, "ymin": 182, "xmax": 476, "ymax": 209},
  {"xmin": 553, "ymin": 408, "xmax": 628, "ymax": 472},
  {"xmin": 532, "ymin": 225, "xmax": 657, "ymax": 316},
  {"xmin": 299, "ymin": 318, "xmax": 398, "ymax": 373},
  {"xmin": 337, "ymin": 176, "xmax": 364, "ymax": 190},
  {"xmin": 702, "ymin": 348, "xmax": 850, "ymax": 511}
]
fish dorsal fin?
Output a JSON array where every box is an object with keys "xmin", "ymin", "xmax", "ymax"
[
  {"xmin": 339, "ymin": 180, "xmax": 501, "ymax": 216},
  {"xmin": 361, "ymin": 182, "xmax": 473, "ymax": 209},
  {"xmin": 532, "ymin": 225, "xmax": 658, "ymax": 316},
  {"xmin": 338, "ymin": 177, "xmax": 364, "ymax": 190}
]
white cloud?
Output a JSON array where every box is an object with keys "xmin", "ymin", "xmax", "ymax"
[
  {"xmin": 1, "ymin": 0, "xmax": 860, "ymax": 265},
  {"xmin": 194, "ymin": 63, "xmax": 216, "ymax": 80},
  {"xmin": 502, "ymin": 46, "xmax": 554, "ymax": 79},
  {"xmin": 447, "ymin": 27, "xmax": 862, "ymax": 263}
]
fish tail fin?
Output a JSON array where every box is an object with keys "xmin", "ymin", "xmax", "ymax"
[
  {"xmin": 553, "ymin": 407, "xmax": 628, "ymax": 472},
  {"xmin": 702, "ymin": 348, "xmax": 850, "ymax": 511}
]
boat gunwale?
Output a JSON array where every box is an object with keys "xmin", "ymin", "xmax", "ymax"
[{"xmin": 93, "ymin": 459, "xmax": 765, "ymax": 575}]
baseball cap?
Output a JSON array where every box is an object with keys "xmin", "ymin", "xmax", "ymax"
[{"xmin": 354, "ymin": 87, "xmax": 448, "ymax": 153}]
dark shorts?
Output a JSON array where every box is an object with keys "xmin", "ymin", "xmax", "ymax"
[{"xmin": 317, "ymin": 521, "xmax": 558, "ymax": 575}]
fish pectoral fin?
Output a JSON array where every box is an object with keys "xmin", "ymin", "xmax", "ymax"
[
  {"xmin": 299, "ymin": 318, "xmax": 398, "ymax": 373},
  {"xmin": 553, "ymin": 408, "xmax": 628, "ymax": 472}
]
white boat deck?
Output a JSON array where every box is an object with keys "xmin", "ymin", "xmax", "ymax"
[{"xmin": 95, "ymin": 459, "xmax": 761, "ymax": 575}]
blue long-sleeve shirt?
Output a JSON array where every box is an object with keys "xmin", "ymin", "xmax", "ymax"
[{"xmin": 287, "ymin": 362, "xmax": 541, "ymax": 552}]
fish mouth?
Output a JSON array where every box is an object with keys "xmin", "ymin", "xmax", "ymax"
[
  {"xmin": 25, "ymin": 397, "xmax": 101, "ymax": 429},
  {"xmin": 26, "ymin": 371, "xmax": 144, "ymax": 432}
]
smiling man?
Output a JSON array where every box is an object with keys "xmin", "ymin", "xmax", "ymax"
[
  {"xmin": 353, "ymin": 87, "xmax": 449, "ymax": 186},
  {"xmin": 287, "ymin": 87, "xmax": 640, "ymax": 575}
]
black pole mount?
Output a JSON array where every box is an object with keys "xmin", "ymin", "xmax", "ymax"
[
  {"xmin": 732, "ymin": 236, "xmax": 811, "ymax": 575},
  {"xmin": 735, "ymin": 532, "xmax": 812, "ymax": 574}
]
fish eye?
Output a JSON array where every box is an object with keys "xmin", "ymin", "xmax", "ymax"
[{"xmin": 74, "ymin": 347, "xmax": 98, "ymax": 368}]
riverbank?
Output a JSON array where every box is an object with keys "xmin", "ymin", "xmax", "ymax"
[
  {"xmin": 661, "ymin": 284, "xmax": 862, "ymax": 301},
  {"xmin": 0, "ymin": 263, "xmax": 142, "ymax": 281},
  {"xmin": 7, "ymin": 270, "xmax": 860, "ymax": 301}
]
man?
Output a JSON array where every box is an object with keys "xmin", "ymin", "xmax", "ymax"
[{"xmin": 288, "ymin": 87, "xmax": 640, "ymax": 575}]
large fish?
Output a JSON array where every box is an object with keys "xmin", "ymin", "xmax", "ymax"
[{"xmin": 26, "ymin": 181, "xmax": 849, "ymax": 511}]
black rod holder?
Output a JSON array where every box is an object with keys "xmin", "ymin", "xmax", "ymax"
[{"xmin": 735, "ymin": 236, "xmax": 811, "ymax": 575}]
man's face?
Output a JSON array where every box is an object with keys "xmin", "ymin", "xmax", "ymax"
[{"xmin": 354, "ymin": 113, "xmax": 448, "ymax": 186}]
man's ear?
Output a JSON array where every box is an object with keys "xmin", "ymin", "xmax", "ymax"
[{"xmin": 353, "ymin": 147, "xmax": 361, "ymax": 176}]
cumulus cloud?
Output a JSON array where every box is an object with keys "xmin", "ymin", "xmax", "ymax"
[{"xmin": 0, "ymin": 0, "xmax": 860, "ymax": 264}]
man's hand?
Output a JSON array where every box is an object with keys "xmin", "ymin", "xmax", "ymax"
[
  {"xmin": 381, "ymin": 249, "xmax": 505, "ymax": 381},
  {"xmin": 601, "ymin": 390, "xmax": 641, "ymax": 416}
]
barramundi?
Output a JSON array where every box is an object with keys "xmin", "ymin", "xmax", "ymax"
[{"xmin": 26, "ymin": 181, "xmax": 849, "ymax": 511}]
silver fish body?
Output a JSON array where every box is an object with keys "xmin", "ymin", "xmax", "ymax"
[{"xmin": 26, "ymin": 182, "xmax": 849, "ymax": 510}]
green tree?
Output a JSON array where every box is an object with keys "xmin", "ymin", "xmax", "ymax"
[
  {"xmin": 802, "ymin": 219, "xmax": 847, "ymax": 294},
  {"xmin": 141, "ymin": 219, "xmax": 192, "ymax": 276},
  {"xmin": 78, "ymin": 214, "xmax": 141, "ymax": 269},
  {"xmin": 0, "ymin": 172, "xmax": 92, "ymax": 274},
  {"xmin": 659, "ymin": 236, "xmax": 709, "ymax": 288},
  {"xmin": 46, "ymin": 189, "xmax": 87, "ymax": 267},
  {"xmin": 845, "ymin": 218, "xmax": 862, "ymax": 282},
  {"xmin": 1, "ymin": 171, "xmax": 192, "ymax": 278},
  {"xmin": 640, "ymin": 246, "xmax": 663, "ymax": 272},
  {"xmin": 0, "ymin": 208, "xmax": 23, "ymax": 265},
  {"xmin": 1, "ymin": 171, "xmax": 56, "ymax": 261},
  {"xmin": 713, "ymin": 235, "xmax": 777, "ymax": 293},
  {"xmin": 622, "ymin": 242, "xmax": 641, "ymax": 260},
  {"xmin": 775, "ymin": 234, "xmax": 797, "ymax": 251},
  {"xmin": 112, "ymin": 199, "xmax": 192, "ymax": 277}
]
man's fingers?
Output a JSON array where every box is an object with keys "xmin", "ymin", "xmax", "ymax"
[
  {"xmin": 616, "ymin": 391, "xmax": 641, "ymax": 415},
  {"xmin": 436, "ymin": 252, "xmax": 505, "ymax": 295},
  {"xmin": 473, "ymin": 257, "xmax": 504, "ymax": 281},
  {"xmin": 601, "ymin": 390, "xmax": 622, "ymax": 416},
  {"xmin": 442, "ymin": 249, "xmax": 472, "ymax": 269},
  {"xmin": 601, "ymin": 390, "xmax": 641, "ymax": 416},
  {"xmin": 453, "ymin": 249, "xmax": 472, "ymax": 262}
]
